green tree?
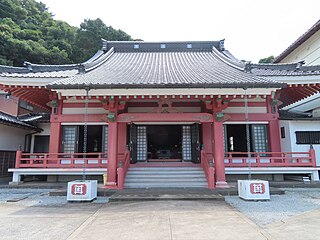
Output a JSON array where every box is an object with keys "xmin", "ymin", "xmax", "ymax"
[
  {"xmin": 258, "ymin": 55, "xmax": 275, "ymax": 64},
  {"xmin": 0, "ymin": 0, "xmax": 135, "ymax": 66},
  {"xmin": 72, "ymin": 18, "xmax": 132, "ymax": 62}
]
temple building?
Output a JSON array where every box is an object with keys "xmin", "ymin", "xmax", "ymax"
[{"xmin": 0, "ymin": 40, "xmax": 319, "ymax": 189}]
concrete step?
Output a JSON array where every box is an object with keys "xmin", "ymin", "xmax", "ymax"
[
  {"xmin": 129, "ymin": 167, "xmax": 202, "ymax": 171},
  {"xmin": 124, "ymin": 166, "xmax": 208, "ymax": 188},
  {"xmin": 126, "ymin": 178, "xmax": 207, "ymax": 183},
  {"xmin": 126, "ymin": 174, "xmax": 205, "ymax": 179},
  {"xmin": 124, "ymin": 182, "xmax": 208, "ymax": 188},
  {"xmin": 126, "ymin": 171, "xmax": 204, "ymax": 176}
]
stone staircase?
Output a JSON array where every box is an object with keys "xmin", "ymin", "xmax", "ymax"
[{"xmin": 124, "ymin": 166, "xmax": 208, "ymax": 188}]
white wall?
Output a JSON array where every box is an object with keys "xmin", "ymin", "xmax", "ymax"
[
  {"xmin": 0, "ymin": 125, "xmax": 30, "ymax": 151},
  {"xmin": 280, "ymin": 120, "xmax": 320, "ymax": 166},
  {"xmin": 280, "ymin": 30, "xmax": 320, "ymax": 65},
  {"xmin": 279, "ymin": 121, "xmax": 292, "ymax": 152}
]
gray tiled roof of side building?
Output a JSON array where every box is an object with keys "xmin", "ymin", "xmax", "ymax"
[
  {"xmin": 0, "ymin": 64, "xmax": 79, "ymax": 78},
  {"xmin": 0, "ymin": 111, "xmax": 39, "ymax": 130},
  {"xmin": 18, "ymin": 113, "xmax": 50, "ymax": 123},
  {"xmin": 49, "ymin": 41, "xmax": 282, "ymax": 89},
  {"xmin": 251, "ymin": 62, "xmax": 320, "ymax": 76},
  {"xmin": 0, "ymin": 49, "xmax": 105, "ymax": 78}
]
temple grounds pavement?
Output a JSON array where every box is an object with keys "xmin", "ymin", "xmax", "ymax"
[{"xmin": 0, "ymin": 187, "xmax": 320, "ymax": 240}]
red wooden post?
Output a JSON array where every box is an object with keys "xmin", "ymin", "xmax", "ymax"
[
  {"xmin": 49, "ymin": 121, "xmax": 61, "ymax": 153},
  {"xmin": 117, "ymin": 168, "xmax": 124, "ymax": 189},
  {"xmin": 310, "ymin": 147, "xmax": 316, "ymax": 167},
  {"xmin": 268, "ymin": 120, "xmax": 281, "ymax": 152},
  {"xmin": 208, "ymin": 167, "xmax": 215, "ymax": 189},
  {"xmin": 15, "ymin": 150, "xmax": 22, "ymax": 168},
  {"xmin": 49, "ymin": 100, "xmax": 62, "ymax": 154},
  {"xmin": 213, "ymin": 121, "xmax": 229, "ymax": 188},
  {"xmin": 106, "ymin": 122, "xmax": 118, "ymax": 187},
  {"xmin": 202, "ymin": 123, "xmax": 213, "ymax": 158},
  {"xmin": 117, "ymin": 123, "xmax": 127, "ymax": 158}
]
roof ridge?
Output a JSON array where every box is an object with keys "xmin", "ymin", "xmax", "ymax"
[
  {"xmin": 83, "ymin": 47, "xmax": 115, "ymax": 72},
  {"xmin": 0, "ymin": 111, "xmax": 39, "ymax": 129},
  {"xmin": 252, "ymin": 61, "xmax": 320, "ymax": 72},
  {"xmin": 211, "ymin": 46, "xmax": 245, "ymax": 71},
  {"xmin": 274, "ymin": 19, "xmax": 320, "ymax": 63}
]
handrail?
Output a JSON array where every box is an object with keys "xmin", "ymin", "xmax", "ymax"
[
  {"xmin": 225, "ymin": 150, "xmax": 315, "ymax": 167},
  {"xmin": 117, "ymin": 150, "xmax": 131, "ymax": 189},
  {"xmin": 200, "ymin": 150, "xmax": 215, "ymax": 189},
  {"xmin": 16, "ymin": 152, "xmax": 108, "ymax": 168}
]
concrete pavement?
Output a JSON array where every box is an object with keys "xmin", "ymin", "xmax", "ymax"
[{"xmin": 0, "ymin": 200, "xmax": 319, "ymax": 240}]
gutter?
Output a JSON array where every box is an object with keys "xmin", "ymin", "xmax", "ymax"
[{"xmin": 47, "ymin": 82, "xmax": 284, "ymax": 90}]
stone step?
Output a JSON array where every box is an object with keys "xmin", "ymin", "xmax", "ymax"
[
  {"xmin": 124, "ymin": 166, "xmax": 207, "ymax": 189},
  {"xmin": 124, "ymin": 182, "xmax": 208, "ymax": 188},
  {"xmin": 127, "ymin": 171, "xmax": 204, "ymax": 175},
  {"xmin": 126, "ymin": 178, "xmax": 207, "ymax": 183},
  {"xmin": 128, "ymin": 167, "xmax": 203, "ymax": 171},
  {"xmin": 126, "ymin": 174, "xmax": 205, "ymax": 179}
]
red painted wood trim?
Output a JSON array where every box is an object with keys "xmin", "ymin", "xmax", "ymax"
[
  {"xmin": 117, "ymin": 113, "xmax": 213, "ymax": 123},
  {"xmin": 228, "ymin": 102, "xmax": 266, "ymax": 107},
  {"xmin": 51, "ymin": 114, "xmax": 107, "ymax": 123},
  {"xmin": 127, "ymin": 102, "xmax": 202, "ymax": 108},
  {"xmin": 227, "ymin": 113, "xmax": 277, "ymax": 121},
  {"xmin": 63, "ymin": 102, "xmax": 103, "ymax": 108}
]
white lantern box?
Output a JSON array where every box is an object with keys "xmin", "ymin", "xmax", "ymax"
[
  {"xmin": 238, "ymin": 180, "xmax": 270, "ymax": 200},
  {"xmin": 67, "ymin": 180, "xmax": 98, "ymax": 201}
]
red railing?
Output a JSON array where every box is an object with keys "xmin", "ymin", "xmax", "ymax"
[
  {"xmin": 117, "ymin": 150, "xmax": 131, "ymax": 189},
  {"xmin": 200, "ymin": 150, "xmax": 215, "ymax": 189},
  {"xmin": 15, "ymin": 149, "xmax": 316, "ymax": 170},
  {"xmin": 15, "ymin": 151, "xmax": 108, "ymax": 168},
  {"xmin": 224, "ymin": 149, "xmax": 316, "ymax": 167}
]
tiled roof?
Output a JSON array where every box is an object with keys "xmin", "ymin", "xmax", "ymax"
[
  {"xmin": 18, "ymin": 113, "xmax": 50, "ymax": 123},
  {"xmin": 250, "ymin": 62, "xmax": 320, "ymax": 76},
  {"xmin": 49, "ymin": 41, "xmax": 281, "ymax": 89},
  {"xmin": 0, "ymin": 111, "xmax": 39, "ymax": 130},
  {"xmin": 274, "ymin": 20, "xmax": 320, "ymax": 63},
  {"xmin": 0, "ymin": 64, "xmax": 79, "ymax": 78},
  {"xmin": 0, "ymin": 49, "xmax": 107, "ymax": 79},
  {"xmin": 278, "ymin": 110, "xmax": 313, "ymax": 120}
]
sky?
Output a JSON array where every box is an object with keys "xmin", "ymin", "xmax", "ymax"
[{"xmin": 38, "ymin": 0, "xmax": 320, "ymax": 63}]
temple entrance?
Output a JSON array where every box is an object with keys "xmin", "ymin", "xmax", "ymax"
[
  {"xmin": 129, "ymin": 124, "xmax": 201, "ymax": 164},
  {"xmin": 147, "ymin": 125, "xmax": 182, "ymax": 162}
]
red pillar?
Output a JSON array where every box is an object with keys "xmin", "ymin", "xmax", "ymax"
[
  {"xmin": 268, "ymin": 120, "xmax": 281, "ymax": 152},
  {"xmin": 49, "ymin": 100, "xmax": 62, "ymax": 154},
  {"xmin": 49, "ymin": 121, "xmax": 61, "ymax": 153},
  {"xmin": 266, "ymin": 95, "xmax": 281, "ymax": 152},
  {"xmin": 202, "ymin": 123, "xmax": 213, "ymax": 155},
  {"xmin": 107, "ymin": 122, "xmax": 118, "ymax": 186},
  {"xmin": 213, "ymin": 121, "xmax": 229, "ymax": 188},
  {"xmin": 15, "ymin": 150, "xmax": 22, "ymax": 168},
  {"xmin": 117, "ymin": 123, "xmax": 127, "ymax": 156}
]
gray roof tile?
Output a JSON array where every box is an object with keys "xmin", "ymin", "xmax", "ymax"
[
  {"xmin": 49, "ymin": 41, "xmax": 281, "ymax": 89},
  {"xmin": 251, "ymin": 63, "xmax": 320, "ymax": 76},
  {"xmin": 0, "ymin": 111, "xmax": 39, "ymax": 130}
]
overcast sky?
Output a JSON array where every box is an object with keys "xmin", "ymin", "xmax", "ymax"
[{"xmin": 38, "ymin": 0, "xmax": 320, "ymax": 62}]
